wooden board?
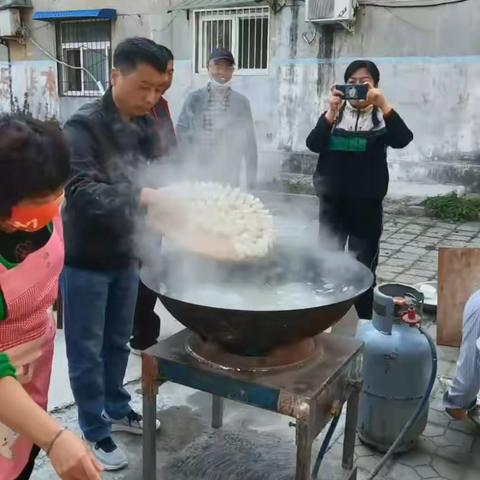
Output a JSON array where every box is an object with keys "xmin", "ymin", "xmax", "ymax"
[{"xmin": 437, "ymin": 248, "xmax": 480, "ymax": 347}]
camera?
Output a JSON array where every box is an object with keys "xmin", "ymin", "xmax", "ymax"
[{"xmin": 335, "ymin": 84, "xmax": 368, "ymax": 100}]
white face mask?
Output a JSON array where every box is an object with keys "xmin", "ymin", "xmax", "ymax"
[{"xmin": 209, "ymin": 77, "xmax": 232, "ymax": 90}]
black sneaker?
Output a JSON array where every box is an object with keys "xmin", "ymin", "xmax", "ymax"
[{"xmin": 102, "ymin": 410, "xmax": 161, "ymax": 435}]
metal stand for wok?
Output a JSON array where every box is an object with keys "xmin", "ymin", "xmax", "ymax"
[{"xmin": 142, "ymin": 329, "xmax": 363, "ymax": 480}]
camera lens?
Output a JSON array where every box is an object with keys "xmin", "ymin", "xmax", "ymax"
[{"xmin": 346, "ymin": 86, "xmax": 356, "ymax": 99}]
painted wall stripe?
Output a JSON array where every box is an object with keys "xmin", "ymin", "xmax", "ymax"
[
  {"xmin": 174, "ymin": 56, "xmax": 480, "ymax": 67},
  {"xmin": 271, "ymin": 55, "xmax": 480, "ymax": 66}
]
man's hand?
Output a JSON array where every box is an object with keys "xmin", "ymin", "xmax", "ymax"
[
  {"xmin": 366, "ymin": 83, "xmax": 393, "ymax": 115},
  {"xmin": 140, "ymin": 187, "xmax": 189, "ymax": 236},
  {"xmin": 139, "ymin": 187, "xmax": 160, "ymax": 209},
  {"xmin": 325, "ymin": 87, "xmax": 344, "ymax": 124}
]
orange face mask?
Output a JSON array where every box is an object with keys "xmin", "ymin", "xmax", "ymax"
[{"xmin": 7, "ymin": 194, "xmax": 64, "ymax": 232}]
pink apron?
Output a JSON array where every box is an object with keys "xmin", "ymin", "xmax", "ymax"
[{"xmin": 0, "ymin": 216, "xmax": 64, "ymax": 479}]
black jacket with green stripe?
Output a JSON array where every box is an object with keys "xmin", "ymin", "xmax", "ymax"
[{"xmin": 306, "ymin": 104, "xmax": 413, "ymax": 200}]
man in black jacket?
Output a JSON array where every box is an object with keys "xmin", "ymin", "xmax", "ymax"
[
  {"xmin": 130, "ymin": 49, "xmax": 176, "ymax": 353},
  {"xmin": 61, "ymin": 38, "xmax": 172, "ymax": 471},
  {"xmin": 306, "ymin": 60, "xmax": 413, "ymax": 319}
]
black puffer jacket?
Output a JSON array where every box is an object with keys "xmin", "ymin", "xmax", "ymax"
[{"xmin": 62, "ymin": 89, "xmax": 160, "ymax": 270}]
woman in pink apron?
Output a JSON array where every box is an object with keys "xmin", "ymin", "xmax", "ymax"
[{"xmin": 0, "ymin": 114, "xmax": 102, "ymax": 479}]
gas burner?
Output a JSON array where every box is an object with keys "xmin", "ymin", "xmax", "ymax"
[
  {"xmin": 143, "ymin": 328, "xmax": 363, "ymax": 479},
  {"xmin": 186, "ymin": 333, "xmax": 320, "ymax": 372}
]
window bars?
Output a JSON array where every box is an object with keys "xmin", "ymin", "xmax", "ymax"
[
  {"xmin": 194, "ymin": 7, "xmax": 270, "ymax": 74},
  {"xmin": 56, "ymin": 20, "xmax": 111, "ymax": 97}
]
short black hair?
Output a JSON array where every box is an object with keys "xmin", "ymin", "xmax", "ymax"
[
  {"xmin": 0, "ymin": 114, "xmax": 70, "ymax": 219},
  {"xmin": 344, "ymin": 60, "xmax": 380, "ymax": 86},
  {"xmin": 114, "ymin": 37, "xmax": 174, "ymax": 74},
  {"xmin": 163, "ymin": 45, "xmax": 174, "ymax": 63}
]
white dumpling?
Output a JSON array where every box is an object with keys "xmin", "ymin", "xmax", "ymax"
[{"xmin": 160, "ymin": 181, "xmax": 276, "ymax": 260}]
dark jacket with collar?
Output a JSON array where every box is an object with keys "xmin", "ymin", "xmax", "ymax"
[{"xmin": 62, "ymin": 89, "xmax": 160, "ymax": 270}]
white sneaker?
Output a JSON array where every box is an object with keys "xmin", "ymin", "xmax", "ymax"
[
  {"xmin": 89, "ymin": 437, "xmax": 128, "ymax": 471},
  {"xmin": 102, "ymin": 410, "xmax": 161, "ymax": 435}
]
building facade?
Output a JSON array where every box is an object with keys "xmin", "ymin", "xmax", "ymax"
[{"xmin": 0, "ymin": 0, "xmax": 478, "ymax": 196}]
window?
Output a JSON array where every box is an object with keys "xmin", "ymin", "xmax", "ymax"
[
  {"xmin": 56, "ymin": 20, "xmax": 111, "ymax": 97},
  {"xmin": 194, "ymin": 7, "xmax": 270, "ymax": 75}
]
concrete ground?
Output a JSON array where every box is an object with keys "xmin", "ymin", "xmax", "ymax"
[{"xmin": 35, "ymin": 214, "xmax": 480, "ymax": 479}]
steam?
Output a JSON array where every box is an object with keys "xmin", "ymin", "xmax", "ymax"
[
  {"xmin": 127, "ymin": 94, "xmax": 365, "ymax": 312},
  {"xmin": 133, "ymin": 156, "xmax": 366, "ymax": 312}
]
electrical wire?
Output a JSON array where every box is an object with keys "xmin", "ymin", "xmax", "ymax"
[
  {"xmin": 312, "ymin": 412, "xmax": 342, "ymax": 478},
  {"xmin": 151, "ymin": 13, "xmax": 178, "ymax": 34},
  {"xmin": 359, "ymin": 0, "xmax": 469, "ymax": 7},
  {"xmin": 20, "ymin": 27, "xmax": 105, "ymax": 95}
]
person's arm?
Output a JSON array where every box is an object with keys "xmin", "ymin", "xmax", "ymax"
[
  {"xmin": 243, "ymin": 100, "xmax": 258, "ymax": 190},
  {"xmin": 0, "ymin": 373, "xmax": 101, "ymax": 479},
  {"xmin": 365, "ymin": 84, "xmax": 413, "ymax": 149},
  {"xmin": 383, "ymin": 110, "xmax": 414, "ymax": 149},
  {"xmin": 306, "ymin": 87, "xmax": 343, "ymax": 154},
  {"xmin": 0, "ymin": 373, "xmax": 66, "ymax": 450},
  {"xmin": 176, "ymin": 93, "xmax": 196, "ymax": 147},
  {"xmin": 306, "ymin": 113, "xmax": 334, "ymax": 154},
  {"xmin": 63, "ymin": 119, "xmax": 141, "ymax": 232}
]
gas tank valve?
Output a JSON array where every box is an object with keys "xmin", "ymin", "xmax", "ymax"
[{"xmin": 402, "ymin": 305, "xmax": 421, "ymax": 327}]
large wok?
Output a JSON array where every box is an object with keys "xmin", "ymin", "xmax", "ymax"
[{"xmin": 141, "ymin": 241, "xmax": 373, "ymax": 356}]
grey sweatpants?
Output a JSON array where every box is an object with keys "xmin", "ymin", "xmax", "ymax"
[{"xmin": 443, "ymin": 289, "xmax": 480, "ymax": 410}]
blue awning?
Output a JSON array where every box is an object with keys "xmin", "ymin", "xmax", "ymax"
[{"xmin": 32, "ymin": 9, "xmax": 117, "ymax": 22}]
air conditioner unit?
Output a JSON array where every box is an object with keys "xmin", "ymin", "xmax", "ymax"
[
  {"xmin": 305, "ymin": 0, "xmax": 357, "ymax": 25},
  {"xmin": 0, "ymin": 8, "xmax": 20, "ymax": 37}
]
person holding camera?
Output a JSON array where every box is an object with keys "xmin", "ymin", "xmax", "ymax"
[{"xmin": 306, "ymin": 60, "xmax": 413, "ymax": 319}]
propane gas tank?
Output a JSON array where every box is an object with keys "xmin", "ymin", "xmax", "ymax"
[{"xmin": 357, "ymin": 283, "xmax": 431, "ymax": 452}]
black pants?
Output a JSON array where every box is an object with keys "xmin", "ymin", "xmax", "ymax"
[
  {"xmin": 320, "ymin": 196, "xmax": 383, "ymax": 319},
  {"xmin": 15, "ymin": 445, "xmax": 40, "ymax": 480},
  {"xmin": 130, "ymin": 281, "xmax": 161, "ymax": 350}
]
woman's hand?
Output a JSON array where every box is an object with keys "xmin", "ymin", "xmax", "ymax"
[
  {"xmin": 325, "ymin": 87, "xmax": 344, "ymax": 124},
  {"xmin": 0, "ymin": 377, "xmax": 102, "ymax": 480},
  {"xmin": 48, "ymin": 430, "xmax": 102, "ymax": 480},
  {"xmin": 366, "ymin": 83, "xmax": 393, "ymax": 115}
]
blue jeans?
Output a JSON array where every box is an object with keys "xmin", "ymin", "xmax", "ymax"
[
  {"xmin": 61, "ymin": 266, "xmax": 139, "ymax": 442},
  {"xmin": 443, "ymin": 290, "xmax": 480, "ymax": 410}
]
